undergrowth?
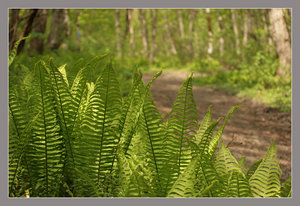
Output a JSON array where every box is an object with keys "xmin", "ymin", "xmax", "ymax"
[
  {"xmin": 9, "ymin": 44, "xmax": 291, "ymax": 197},
  {"xmin": 194, "ymin": 52, "xmax": 291, "ymax": 112}
]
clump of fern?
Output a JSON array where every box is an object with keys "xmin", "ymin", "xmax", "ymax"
[{"xmin": 9, "ymin": 40, "xmax": 291, "ymax": 197}]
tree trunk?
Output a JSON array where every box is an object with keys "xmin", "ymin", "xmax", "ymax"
[
  {"xmin": 149, "ymin": 9, "xmax": 158, "ymax": 64},
  {"xmin": 218, "ymin": 11, "xmax": 224, "ymax": 57},
  {"xmin": 188, "ymin": 9, "xmax": 197, "ymax": 60},
  {"xmin": 261, "ymin": 9, "xmax": 273, "ymax": 51},
  {"xmin": 269, "ymin": 8, "xmax": 291, "ymax": 77},
  {"xmin": 17, "ymin": 9, "xmax": 38, "ymax": 54},
  {"xmin": 231, "ymin": 9, "xmax": 241, "ymax": 56},
  {"xmin": 177, "ymin": 10, "xmax": 185, "ymax": 39},
  {"xmin": 127, "ymin": 9, "xmax": 136, "ymax": 57},
  {"xmin": 9, "ymin": 9, "xmax": 20, "ymax": 52},
  {"xmin": 163, "ymin": 13, "xmax": 177, "ymax": 56},
  {"xmin": 30, "ymin": 9, "xmax": 48, "ymax": 54},
  {"xmin": 243, "ymin": 9, "xmax": 250, "ymax": 47},
  {"xmin": 47, "ymin": 9, "xmax": 71, "ymax": 50},
  {"xmin": 74, "ymin": 9, "xmax": 81, "ymax": 45},
  {"xmin": 115, "ymin": 9, "xmax": 122, "ymax": 59},
  {"xmin": 206, "ymin": 8, "xmax": 213, "ymax": 57},
  {"xmin": 139, "ymin": 9, "xmax": 149, "ymax": 60}
]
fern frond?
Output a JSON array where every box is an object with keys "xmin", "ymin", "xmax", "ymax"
[
  {"xmin": 26, "ymin": 61, "xmax": 65, "ymax": 197},
  {"xmin": 194, "ymin": 119, "xmax": 223, "ymax": 197},
  {"xmin": 238, "ymin": 157, "xmax": 248, "ymax": 175},
  {"xmin": 215, "ymin": 142, "xmax": 252, "ymax": 197},
  {"xmin": 167, "ymin": 157, "xmax": 198, "ymax": 197},
  {"xmin": 249, "ymin": 141, "xmax": 282, "ymax": 197},
  {"xmin": 195, "ymin": 105, "xmax": 212, "ymax": 145},
  {"xmin": 132, "ymin": 85, "xmax": 165, "ymax": 195},
  {"xmin": 215, "ymin": 142, "xmax": 244, "ymax": 177},
  {"xmin": 280, "ymin": 177, "xmax": 291, "ymax": 197},
  {"xmin": 246, "ymin": 158, "xmax": 263, "ymax": 180},
  {"xmin": 120, "ymin": 71, "xmax": 162, "ymax": 155},
  {"xmin": 163, "ymin": 74, "xmax": 198, "ymax": 192},
  {"xmin": 9, "ymin": 35, "xmax": 31, "ymax": 66},
  {"xmin": 220, "ymin": 171, "xmax": 253, "ymax": 197},
  {"xmin": 74, "ymin": 63, "xmax": 121, "ymax": 195},
  {"xmin": 208, "ymin": 105, "xmax": 243, "ymax": 159},
  {"xmin": 116, "ymin": 148, "xmax": 155, "ymax": 197}
]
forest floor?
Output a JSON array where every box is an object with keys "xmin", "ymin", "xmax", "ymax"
[{"xmin": 142, "ymin": 70, "xmax": 291, "ymax": 182}]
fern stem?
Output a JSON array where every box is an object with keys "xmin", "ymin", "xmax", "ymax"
[
  {"xmin": 97, "ymin": 69, "xmax": 110, "ymax": 184},
  {"xmin": 39, "ymin": 66, "xmax": 49, "ymax": 196}
]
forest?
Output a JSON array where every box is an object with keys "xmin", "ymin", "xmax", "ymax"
[{"xmin": 9, "ymin": 9, "xmax": 291, "ymax": 198}]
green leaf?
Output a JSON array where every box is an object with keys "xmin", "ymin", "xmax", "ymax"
[
  {"xmin": 249, "ymin": 141, "xmax": 282, "ymax": 197},
  {"xmin": 280, "ymin": 177, "xmax": 291, "ymax": 197},
  {"xmin": 74, "ymin": 63, "xmax": 121, "ymax": 195},
  {"xmin": 26, "ymin": 61, "xmax": 64, "ymax": 197},
  {"xmin": 9, "ymin": 35, "xmax": 31, "ymax": 66},
  {"xmin": 163, "ymin": 74, "xmax": 198, "ymax": 193}
]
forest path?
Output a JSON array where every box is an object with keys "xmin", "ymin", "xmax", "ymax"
[{"xmin": 142, "ymin": 70, "xmax": 291, "ymax": 181}]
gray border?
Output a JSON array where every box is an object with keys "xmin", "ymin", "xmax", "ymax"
[{"xmin": 1, "ymin": 0, "xmax": 298, "ymax": 205}]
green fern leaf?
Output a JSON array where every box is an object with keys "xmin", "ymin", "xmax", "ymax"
[
  {"xmin": 116, "ymin": 148, "xmax": 155, "ymax": 197},
  {"xmin": 215, "ymin": 142, "xmax": 245, "ymax": 176},
  {"xmin": 246, "ymin": 158, "xmax": 263, "ymax": 180},
  {"xmin": 249, "ymin": 141, "xmax": 282, "ymax": 197},
  {"xmin": 280, "ymin": 177, "xmax": 291, "ymax": 197},
  {"xmin": 9, "ymin": 35, "xmax": 31, "ymax": 66},
  {"xmin": 163, "ymin": 74, "xmax": 198, "ymax": 192},
  {"xmin": 215, "ymin": 142, "xmax": 252, "ymax": 197},
  {"xmin": 208, "ymin": 105, "xmax": 243, "ymax": 159},
  {"xmin": 167, "ymin": 157, "xmax": 198, "ymax": 197},
  {"xmin": 75, "ymin": 63, "xmax": 121, "ymax": 195},
  {"xmin": 26, "ymin": 61, "xmax": 65, "ymax": 197}
]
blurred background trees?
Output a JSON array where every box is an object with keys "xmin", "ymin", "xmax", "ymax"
[{"xmin": 8, "ymin": 8, "xmax": 292, "ymax": 111}]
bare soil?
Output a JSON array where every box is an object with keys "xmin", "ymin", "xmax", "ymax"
[{"xmin": 142, "ymin": 71, "xmax": 291, "ymax": 182}]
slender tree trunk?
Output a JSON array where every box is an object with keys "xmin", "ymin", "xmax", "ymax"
[
  {"xmin": 149, "ymin": 9, "xmax": 158, "ymax": 64},
  {"xmin": 231, "ymin": 9, "xmax": 241, "ymax": 56},
  {"xmin": 47, "ymin": 9, "xmax": 71, "ymax": 50},
  {"xmin": 74, "ymin": 10, "xmax": 81, "ymax": 46},
  {"xmin": 206, "ymin": 8, "xmax": 213, "ymax": 57},
  {"xmin": 243, "ymin": 9, "xmax": 249, "ymax": 47},
  {"xmin": 115, "ymin": 9, "xmax": 122, "ymax": 59},
  {"xmin": 17, "ymin": 9, "xmax": 38, "ymax": 54},
  {"xmin": 163, "ymin": 13, "xmax": 177, "ymax": 56},
  {"xmin": 30, "ymin": 9, "xmax": 48, "ymax": 54},
  {"xmin": 188, "ymin": 9, "xmax": 197, "ymax": 59},
  {"xmin": 177, "ymin": 10, "xmax": 185, "ymax": 39},
  {"xmin": 127, "ymin": 9, "xmax": 136, "ymax": 57},
  {"xmin": 261, "ymin": 9, "xmax": 273, "ymax": 51},
  {"xmin": 124, "ymin": 9, "xmax": 129, "ymax": 39},
  {"xmin": 218, "ymin": 11, "xmax": 224, "ymax": 57},
  {"xmin": 9, "ymin": 9, "xmax": 20, "ymax": 52},
  {"xmin": 269, "ymin": 8, "xmax": 291, "ymax": 77},
  {"xmin": 139, "ymin": 9, "xmax": 149, "ymax": 60}
]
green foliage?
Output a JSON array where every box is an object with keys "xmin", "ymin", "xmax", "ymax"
[
  {"xmin": 9, "ymin": 55, "xmax": 290, "ymax": 198},
  {"xmin": 195, "ymin": 51, "xmax": 291, "ymax": 112}
]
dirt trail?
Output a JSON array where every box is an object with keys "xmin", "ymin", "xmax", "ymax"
[{"xmin": 142, "ymin": 71, "xmax": 291, "ymax": 182}]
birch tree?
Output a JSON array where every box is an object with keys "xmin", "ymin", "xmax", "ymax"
[{"xmin": 269, "ymin": 8, "xmax": 291, "ymax": 77}]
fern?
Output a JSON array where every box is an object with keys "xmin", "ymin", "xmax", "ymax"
[
  {"xmin": 280, "ymin": 177, "xmax": 291, "ymax": 197},
  {"xmin": 25, "ymin": 61, "xmax": 65, "ymax": 197},
  {"xmin": 74, "ymin": 63, "xmax": 122, "ymax": 196},
  {"xmin": 9, "ymin": 56, "xmax": 290, "ymax": 197},
  {"xmin": 249, "ymin": 141, "xmax": 282, "ymax": 197},
  {"xmin": 215, "ymin": 142, "xmax": 252, "ymax": 197},
  {"xmin": 9, "ymin": 35, "xmax": 31, "ymax": 66},
  {"xmin": 162, "ymin": 73, "xmax": 198, "ymax": 193}
]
